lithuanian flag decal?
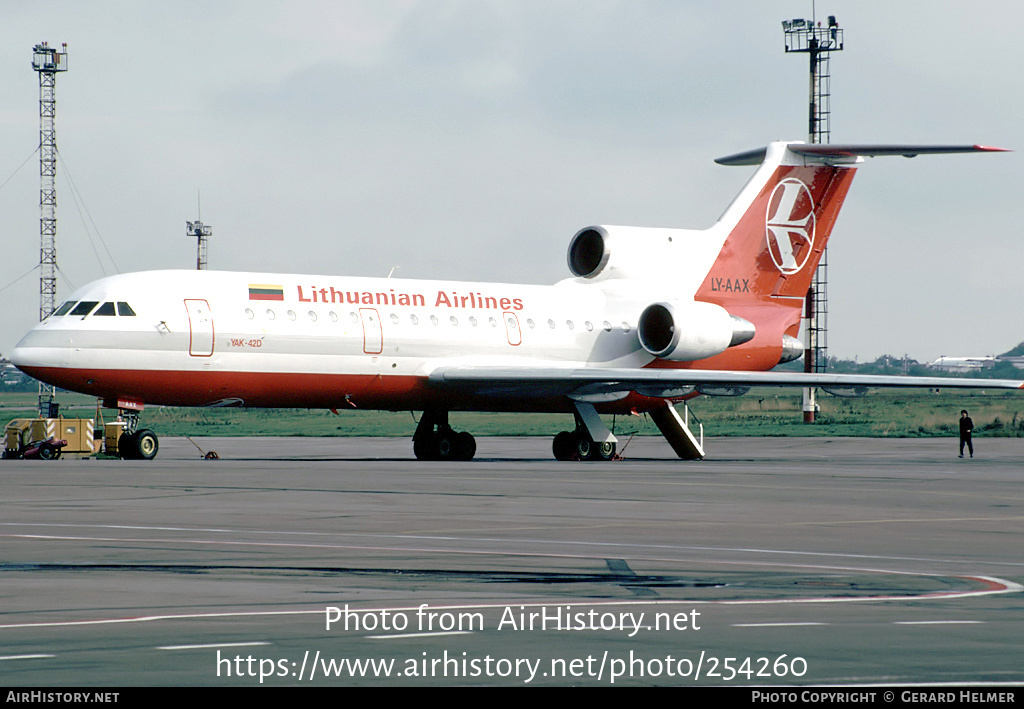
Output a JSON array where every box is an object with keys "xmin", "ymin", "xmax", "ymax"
[{"xmin": 248, "ymin": 284, "xmax": 284, "ymax": 301}]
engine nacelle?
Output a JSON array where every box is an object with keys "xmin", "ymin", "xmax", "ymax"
[
  {"xmin": 567, "ymin": 225, "xmax": 690, "ymax": 281},
  {"xmin": 779, "ymin": 334, "xmax": 803, "ymax": 364},
  {"xmin": 638, "ymin": 301, "xmax": 755, "ymax": 361}
]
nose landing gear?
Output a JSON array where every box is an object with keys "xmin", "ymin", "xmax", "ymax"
[{"xmin": 114, "ymin": 409, "xmax": 159, "ymax": 460}]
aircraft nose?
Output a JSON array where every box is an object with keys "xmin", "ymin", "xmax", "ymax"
[{"xmin": 10, "ymin": 324, "xmax": 71, "ymax": 373}]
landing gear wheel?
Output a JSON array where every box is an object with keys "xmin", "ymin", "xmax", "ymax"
[
  {"xmin": 594, "ymin": 440, "xmax": 616, "ymax": 461},
  {"xmin": 135, "ymin": 429, "xmax": 159, "ymax": 460},
  {"xmin": 412, "ymin": 410, "xmax": 477, "ymax": 462},
  {"xmin": 552, "ymin": 431, "xmax": 574, "ymax": 461},
  {"xmin": 413, "ymin": 435, "xmax": 435, "ymax": 461},
  {"xmin": 574, "ymin": 433, "xmax": 594, "ymax": 461},
  {"xmin": 553, "ymin": 431, "xmax": 615, "ymax": 461},
  {"xmin": 38, "ymin": 442, "xmax": 61, "ymax": 461},
  {"xmin": 454, "ymin": 431, "xmax": 476, "ymax": 461},
  {"xmin": 435, "ymin": 432, "xmax": 457, "ymax": 460},
  {"xmin": 119, "ymin": 432, "xmax": 138, "ymax": 460}
]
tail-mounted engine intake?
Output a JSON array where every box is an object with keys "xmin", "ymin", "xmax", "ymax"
[
  {"xmin": 638, "ymin": 301, "xmax": 755, "ymax": 361},
  {"xmin": 567, "ymin": 225, "xmax": 689, "ymax": 281}
]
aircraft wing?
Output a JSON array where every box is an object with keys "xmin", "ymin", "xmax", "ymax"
[{"xmin": 428, "ymin": 366, "xmax": 1024, "ymax": 400}]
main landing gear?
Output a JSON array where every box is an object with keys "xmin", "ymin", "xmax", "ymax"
[
  {"xmin": 413, "ymin": 410, "xmax": 476, "ymax": 461},
  {"xmin": 552, "ymin": 402, "xmax": 618, "ymax": 461}
]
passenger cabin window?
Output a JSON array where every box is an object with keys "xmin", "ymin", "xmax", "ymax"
[
  {"xmin": 70, "ymin": 301, "xmax": 99, "ymax": 317},
  {"xmin": 117, "ymin": 302, "xmax": 136, "ymax": 316},
  {"xmin": 53, "ymin": 301, "xmax": 76, "ymax": 316},
  {"xmin": 94, "ymin": 302, "xmax": 116, "ymax": 316}
]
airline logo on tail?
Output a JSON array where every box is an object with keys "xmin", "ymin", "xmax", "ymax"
[{"xmin": 765, "ymin": 177, "xmax": 815, "ymax": 274}]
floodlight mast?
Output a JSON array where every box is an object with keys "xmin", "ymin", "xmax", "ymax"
[
  {"xmin": 32, "ymin": 41, "xmax": 68, "ymax": 418},
  {"xmin": 782, "ymin": 16, "xmax": 843, "ymax": 423},
  {"xmin": 782, "ymin": 16, "xmax": 843, "ymax": 143},
  {"xmin": 186, "ymin": 220, "xmax": 212, "ymax": 270}
]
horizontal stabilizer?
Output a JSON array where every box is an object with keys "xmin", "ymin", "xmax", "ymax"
[{"xmin": 715, "ymin": 143, "xmax": 1009, "ymax": 166}]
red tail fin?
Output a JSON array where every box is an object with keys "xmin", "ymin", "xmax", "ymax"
[
  {"xmin": 698, "ymin": 142, "xmax": 1006, "ymax": 305},
  {"xmin": 697, "ymin": 147, "xmax": 856, "ymax": 304}
]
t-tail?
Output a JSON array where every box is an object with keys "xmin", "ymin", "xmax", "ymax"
[
  {"xmin": 564, "ymin": 141, "xmax": 1005, "ymax": 371},
  {"xmin": 701, "ymin": 141, "xmax": 1006, "ymax": 304},
  {"xmin": 693, "ymin": 142, "xmax": 1005, "ymax": 368}
]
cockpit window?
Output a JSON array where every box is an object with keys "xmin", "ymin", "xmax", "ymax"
[
  {"xmin": 94, "ymin": 302, "xmax": 116, "ymax": 316},
  {"xmin": 69, "ymin": 301, "xmax": 99, "ymax": 317},
  {"xmin": 117, "ymin": 302, "xmax": 136, "ymax": 316},
  {"xmin": 53, "ymin": 301, "xmax": 76, "ymax": 316}
]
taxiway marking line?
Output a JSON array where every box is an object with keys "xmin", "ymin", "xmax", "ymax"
[
  {"xmin": 158, "ymin": 641, "xmax": 272, "ymax": 650},
  {"xmin": 893, "ymin": 620, "xmax": 984, "ymax": 625},
  {"xmin": 732, "ymin": 622, "xmax": 829, "ymax": 627},
  {"xmin": 366, "ymin": 631, "xmax": 472, "ymax": 639},
  {"xmin": 0, "ymin": 654, "xmax": 55, "ymax": 661}
]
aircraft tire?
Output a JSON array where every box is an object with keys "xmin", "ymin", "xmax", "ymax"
[
  {"xmin": 413, "ymin": 435, "xmax": 435, "ymax": 461},
  {"xmin": 454, "ymin": 432, "xmax": 476, "ymax": 461},
  {"xmin": 119, "ymin": 432, "xmax": 139, "ymax": 460},
  {"xmin": 573, "ymin": 433, "xmax": 594, "ymax": 461},
  {"xmin": 595, "ymin": 441, "xmax": 616, "ymax": 461},
  {"xmin": 435, "ymin": 432, "xmax": 457, "ymax": 461},
  {"xmin": 552, "ymin": 431, "xmax": 574, "ymax": 461},
  {"xmin": 38, "ymin": 442, "xmax": 60, "ymax": 461},
  {"xmin": 135, "ymin": 430, "xmax": 159, "ymax": 460}
]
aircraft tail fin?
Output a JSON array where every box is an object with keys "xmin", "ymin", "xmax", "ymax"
[{"xmin": 697, "ymin": 142, "xmax": 1006, "ymax": 303}]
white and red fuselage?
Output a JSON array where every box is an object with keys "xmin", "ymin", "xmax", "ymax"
[{"xmin": 12, "ymin": 142, "xmax": 1019, "ymax": 459}]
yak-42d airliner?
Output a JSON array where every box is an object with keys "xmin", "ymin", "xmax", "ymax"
[{"xmin": 11, "ymin": 141, "xmax": 1023, "ymax": 461}]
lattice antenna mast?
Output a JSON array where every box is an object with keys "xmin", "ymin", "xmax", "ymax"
[
  {"xmin": 32, "ymin": 41, "xmax": 68, "ymax": 418},
  {"xmin": 782, "ymin": 16, "xmax": 843, "ymax": 423}
]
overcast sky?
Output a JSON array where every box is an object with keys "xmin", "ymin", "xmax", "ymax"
[{"xmin": 1, "ymin": 1, "xmax": 1021, "ymax": 362}]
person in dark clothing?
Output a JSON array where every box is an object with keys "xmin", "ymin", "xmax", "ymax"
[{"xmin": 959, "ymin": 410, "xmax": 974, "ymax": 458}]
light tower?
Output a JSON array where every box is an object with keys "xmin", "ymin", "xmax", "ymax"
[
  {"xmin": 32, "ymin": 41, "xmax": 68, "ymax": 418},
  {"xmin": 782, "ymin": 16, "xmax": 843, "ymax": 423},
  {"xmin": 186, "ymin": 219, "xmax": 212, "ymax": 270}
]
